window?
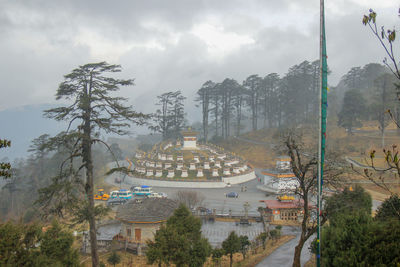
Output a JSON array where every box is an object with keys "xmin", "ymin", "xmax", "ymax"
[{"xmin": 127, "ymin": 228, "xmax": 131, "ymax": 237}]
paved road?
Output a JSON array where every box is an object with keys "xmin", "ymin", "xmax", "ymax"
[
  {"xmin": 105, "ymin": 162, "xmax": 274, "ymax": 215},
  {"xmin": 256, "ymin": 226, "xmax": 313, "ymax": 267},
  {"xmin": 202, "ymin": 220, "xmax": 264, "ymax": 247}
]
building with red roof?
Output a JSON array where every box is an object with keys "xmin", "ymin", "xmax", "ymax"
[{"xmin": 260, "ymin": 196, "xmax": 314, "ymax": 222}]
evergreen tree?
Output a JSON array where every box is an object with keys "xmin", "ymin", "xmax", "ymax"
[
  {"xmin": 321, "ymin": 212, "xmax": 400, "ymax": 266},
  {"xmin": 222, "ymin": 231, "xmax": 241, "ymax": 267},
  {"xmin": 150, "ymin": 91, "xmax": 186, "ymax": 140},
  {"xmin": 107, "ymin": 251, "xmax": 121, "ymax": 267},
  {"xmin": 0, "ymin": 139, "xmax": 12, "ymax": 178},
  {"xmin": 146, "ymin": 204, "xmax": 211, "ymax": 267},
  {"xmin": 211, "ymin": 248, "xmax": 224, "ymax": 266},
  {"xmin": 196, "ymin": 81, "xmax": 215, "ymax": 141},
  {"xmin": 243, "ymin": 75, "xmax": 262, "ymax": 131},
  {"xmin": 369, "ymin": 73, "xmax": 397, "ymax": 147},
  {"xmin": 325, "ymin": 185, "xmax": 372, "ymax": 225},
  {"xmin": 239, "ymin": 235, "xmax": 250, "ymax": 259},
  {"xmin": 0, "ymin": 221, "xmax": 79, "ymax": 267},
  {"xmin": 36, "ymin": 62, "xmax": 148, "ymax": 267},
  {"xmin": 375, "ymin": 194, "xmax": 400, "ymax": 221},
  {"xmin": 338, "ymin": 89, "xmax": 366, "ymax": 133}
]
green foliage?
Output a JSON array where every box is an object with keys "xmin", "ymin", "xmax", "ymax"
[
  {"xmin": 40, "ymin": 220, "xmax": 79, "ymax": 266},
  {"xmin": 338, "ymin": 89, "xmax": 366, "ymax": 133},
  {"xmin": 222, "ymin": 231, "xmax": 241, "ymax": 267},
  {"xmin": 325, "ymin": 185, "xmax": 372, "ymax": 225},
  {"xmin": 239, "ymin": 235, "xmax": 250, "ymax": 259},
  {"xmin": 146, "ymin": 225, "xmax": 171, "ymax": 266},
  {"xmin": 321, "ymin": 212, "xmax": 400, "ymax": 266},
  {"xmin": 0, "ymin": 139, "xmax": 12, "ymax": 178},
  {"xmin": 211, "ymin": 248, "xmax": 224, "ymax": 266},
  {"xmin": 107, "ymin": 251, "xmax": 121, "ymax": 267},
  {"xmin": 0, "ymin": 220, "xmax": 79, "ymax": 267},
  {"xmin": 269, "ymin": 227, "xmax": 281, "ymax": 243},
  {"xmin": 257, "ymin": 232, "xmax": 268, "ymax": 249},
  {"xmin": 375, "ymin": 194, "xmax": 400, "ymax": 221},
  {"xmin": 146, "ymin": 204, "xmax": 211, "ymax": 267},
  {"xmin": 37, "ymin": 62, "xmax": 148, "ymax": 266},
  {"xmin": 23, "ymin": 208, "xmax": 39, "ymax": 223},
  {"xmin": 150, "ymin": 90, "xmax": 186, "ymax": 140}
]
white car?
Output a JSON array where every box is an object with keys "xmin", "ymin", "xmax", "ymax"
[
  {"xmin": 158, "ymin": 192, "xmax": 168, "ymax": 198},
  {"xmin": 147, "ymin": 192, "xmax": 163, "ymax": 198}
]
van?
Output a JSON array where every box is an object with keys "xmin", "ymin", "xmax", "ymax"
[
  {"xmin": 133, "ymin": 185, "xmax": 153, "ymax": 196},
  {"xmin": 117, "ymin": 189, "xmax": 133, "ymax": 199}
]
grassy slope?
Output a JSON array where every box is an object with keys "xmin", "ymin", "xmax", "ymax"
[{"xmin": 215, "ymin": 120, "xmax": 400, "ymax": 196}]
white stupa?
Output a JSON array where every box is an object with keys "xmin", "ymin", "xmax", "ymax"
[{"xmin": 181, "ymin": 129, "xmax": 198, "ymax": 150}]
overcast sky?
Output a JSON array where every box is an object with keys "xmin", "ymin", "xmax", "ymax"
[{"xmin": 0, "ymin": 0, "xmax": 398, "ymax": 122}]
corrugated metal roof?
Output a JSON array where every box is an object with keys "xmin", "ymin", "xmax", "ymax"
[{"xmin": 97, "ymin": 222, "xmax": 121, "ymax": 241}]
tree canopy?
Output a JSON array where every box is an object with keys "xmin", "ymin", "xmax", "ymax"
[
  {"xmin": 325, "ymin": 185, "xmax": 372, "ymax": 225},
  {"xmin": 375, "ymin": 194, "xmax": 400, "ymax": 221},
  {"xmin": 146, "ymin": 204, "xmax": 211, "ymax": 267},
  {"xmin": 321, "ymin": 211, "xmax": 400, "ymax": 266},
  {"xmin": 0, "ymin": 220, "xmax": 79, "ymax": 267},
  {"xmin": 337, "ymin": 89, "xmax": 366, "ymax": 133},
  {"xmin": 222, "ymin": 231, "xmax": 241, "ymax": 267}
]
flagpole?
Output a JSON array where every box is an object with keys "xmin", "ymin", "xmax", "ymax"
[{"xmin": 317, "ymin": 0, "xmax": 325, "ymax": 266}]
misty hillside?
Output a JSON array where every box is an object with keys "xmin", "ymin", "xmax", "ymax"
[{"xmin": 0, "ymin": 104, "xmax": 67, "ymax": 160}]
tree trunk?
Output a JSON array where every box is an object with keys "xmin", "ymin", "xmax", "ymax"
[
  {"xmin": 83, "ymin": 79, "xmax": 99, "ymax": 267},
  {"xmin": 85, "ymin": 137, "xmax": 99, "ymax": 267},
  {"xmin": 292, "ymin": 238, "xmax": 306, "ymax": 267},
  {"xmin": 230, "ymin": 253, "xmax": 233, "ymax": 267}
]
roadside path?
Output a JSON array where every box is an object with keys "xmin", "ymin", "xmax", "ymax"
[{"xmin": 256, "ymin": 226, "xmax": 312, "ymax": 267}]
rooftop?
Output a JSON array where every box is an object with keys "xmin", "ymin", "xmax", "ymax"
[
  {"xmin": 260, "ymin": 199, "xmax": 307, "ymax": 209},
  {"xmin": 261, "ymin": 169, "xmax": 296, "ymax": 178},
  {"xmin": 116, "ymin": 198, "xmax": 179, "ymax": 223},
  {"xmin": 181, "ymin": 131, "xmax": 199, "ymax": 136}
]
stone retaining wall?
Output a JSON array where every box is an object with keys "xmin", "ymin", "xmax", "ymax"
[
  {"xmin": 124, "ymin": 171, "xmax": 256, "ymax": 188},
  {"xmin": 222, "ymin": 171, "xmax": 256, "ymax": 184}
]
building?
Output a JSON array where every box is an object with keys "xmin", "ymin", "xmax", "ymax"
[
  {"xmin": 181, "ymin": 130, "xmax": 198, "ymax": 150},
  {"xmin": 257, "ymin": 156, "xmax": 299, "ymax": 194},
  {"xmin": 259, "ymin": 195, "xmax": 310, "ymax": 222},
  {"xmin": 82, "ymin": 220, "xmax": 122, "ymax": 253},
  {"xmin": 116, "ymin": 198, "xmax": 179, "ymax": 254}
]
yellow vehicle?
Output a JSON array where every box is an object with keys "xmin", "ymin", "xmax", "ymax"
[{"xmin": 94, "ymin": 189, "xmax": 110, "ymax": 201}]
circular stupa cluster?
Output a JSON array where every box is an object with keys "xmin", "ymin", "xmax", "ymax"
[{"xmin": 132, "ymin": 133, "xmax": 251, "ymax": 180}]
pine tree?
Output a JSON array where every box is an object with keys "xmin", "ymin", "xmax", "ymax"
[
  {"xmin": 222, "ymin": 231, "xmax": 241, "ymax": 267},
  {"xmin": 37, "ymin": 62, "xmax": 148, "ymax": 267}
]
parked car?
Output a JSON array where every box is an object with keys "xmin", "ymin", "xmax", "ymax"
[
  {"xmin": 94, "ymin": 189, "xmax": 109, "ymax": 201},
  {"xmin": 235, "ymin": 218, "xmax": 251, "ymax": 226},
  {"xmin": 106, "ymin": 197, "xmax": 127, "ymax": 206},
  {"xmin": 226, "ymin": 192, "xmax": 239, "ymax": 198},
  {"xmin": 147, "ymin": 192, "xmax": 163, "ymax": 198},
  {"xmin": 158, "ymin": 192, "xmax": 168, "ymax": 198}
]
